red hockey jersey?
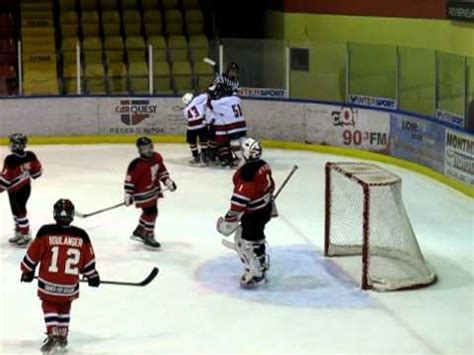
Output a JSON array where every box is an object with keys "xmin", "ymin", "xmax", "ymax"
[
  {"xmin": 0, "ymin": 151, "xmax": 42, "ymax": 193},
  {"xmin": 21, "ymin": 224, "xmax": 98, "ymax": 304},
  {"xmin": 226, "ymin": 160, "xmax": 275, "ymax": 221},
  {"xmin": 124, "ymin": 152, "xmax": 170, "ymax": 208}
]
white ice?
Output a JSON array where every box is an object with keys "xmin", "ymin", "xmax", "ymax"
[{"xmin": 0, "ymin": 144, "xmax": 472, "ymax": 354}]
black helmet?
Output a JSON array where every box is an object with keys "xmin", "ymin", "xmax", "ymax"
[
  {"xmin": 136, "ymin": 136, "xmax": 153, "ymax": 158},
  {"xmin": 54, "ymin": 199, "xmax": 75, "ymax": 226},
  {"xmin": 226, "ymin": 62, "xmax": 239, "ymax": 73},
  {"xmin": 9, "ymin": 133, "xmax": 27, "ymax": 152}
]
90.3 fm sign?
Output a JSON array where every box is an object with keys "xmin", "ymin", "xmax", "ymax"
[{"xmin": 331, "ymin": 107, "xmax": 388, "ymax": 149}]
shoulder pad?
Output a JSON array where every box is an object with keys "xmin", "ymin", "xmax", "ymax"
[
  {"xmin": 128, "ymin": 158, "xmax": 141, "ymax": 171},
  {"xmin": 239, "ymin": 160, "xmax": 266, "ymax": 182},
  {"xmin": 5, "ymin": 154, "xmax": 17, "ymax": 167},
  {"xmin": 36, "ymin": 224, "xmax": 61, "ymax": 238},
  {"xmin": 70, "ymin": 226, "xmax": 91, "ymax": 243},
  {"xmin": 26, "ymin": 151, "xmax": 38, "ymax": 161}
]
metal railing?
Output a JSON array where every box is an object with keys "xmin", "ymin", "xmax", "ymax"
[{"xmin": 3, "ymin": 38, "xmax": 473, "ymax": 129}]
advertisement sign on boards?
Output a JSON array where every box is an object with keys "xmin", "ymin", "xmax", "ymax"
[
  {"xmin": 390, "ymin": 113, "xmax": 446, "ymax": 173},
  {"xmin": 445, "ymin": 129, "xmax": 473, "ymax": 184},
  {"xmin": 305, "ymin": 103, "xmax": 390, "ymax": 153}
]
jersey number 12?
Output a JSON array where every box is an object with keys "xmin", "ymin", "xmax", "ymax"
[{"xmin": 48, "ymin": 247, "xmax": 81, "ymax": 275}]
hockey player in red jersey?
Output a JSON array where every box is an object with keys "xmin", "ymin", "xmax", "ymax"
[
  {"xmin": 20, "ymin": 199, "xmax": 100, "ymax": 353},
  {"xmin": 0, "ymin": 133, "xmax": 42, "ymax": 246},
  {"xmin": 217, "ymin": 138, "xmax": 276, "ymax": 288},
  {"xmin": 124, "ymin": 136, "xmax": 177, "ymax": 248}
]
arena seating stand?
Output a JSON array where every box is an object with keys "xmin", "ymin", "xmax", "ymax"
[{"xmin": 12, "ymin": 0, "xmax": 212, "ymax": 96}]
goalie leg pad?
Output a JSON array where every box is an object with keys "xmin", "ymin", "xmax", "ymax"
[{"xmin": 235, "ymin": 230, "xmax": 269, "ymax": 278}]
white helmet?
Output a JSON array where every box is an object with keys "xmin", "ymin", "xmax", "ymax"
[
  {"xmin": 241, "ymin": 137, "xmax": 262, "ymax": 161},
  {"xmin": 182, "ymin": 93, "xmax": 194, "ymax": 106}
]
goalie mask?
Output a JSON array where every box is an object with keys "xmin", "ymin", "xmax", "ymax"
[
  {"xmin": 182, "ymin": 93, "xmax": 194, "ymax": 106},
  {"xmin": 241, "ymin": 138, "xmax": 262, "ymax": 161},
  {"xmin": 136, "ymin": 136, "xmax": 154, "ymax": 158},
  {"xmin": 54, "ymin": 199, "xmax": 75, "ymax": 226},
  {"xmin": 9, "ymin": 133, "xmax": 27, "ymax": 153}
]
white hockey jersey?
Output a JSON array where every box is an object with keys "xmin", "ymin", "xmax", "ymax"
[
  {"xmin": 183, "ymin": 93, "xmax": 208, "ymax": 130},
  {"xmin": 208, "ymin": 95, "xmax": 247, "ymax": 141}
]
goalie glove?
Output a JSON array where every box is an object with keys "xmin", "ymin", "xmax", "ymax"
[
  {"xmin": 124, "ymin": 192, "xmax": 133, "ymax": 206},
  {"xmin": 164, "ymin": 178, "xmax": 177, "ymax": 192},
  {"xmin": 216, "ymin": 216, "xmax": 238, "ymax": 236}
]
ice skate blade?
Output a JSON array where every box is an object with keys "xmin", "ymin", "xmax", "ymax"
[
  {"xmin": 239, "ymin": 278, "xmax": 267, "ymax": 290},
  {"xmin": 130, "ymin": 235, "xmax": 161, "ymax": 250}
]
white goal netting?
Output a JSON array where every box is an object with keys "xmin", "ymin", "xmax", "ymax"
[{"xmin": 325, "ymin": 162, "xmax": 437, "ymax": 291}]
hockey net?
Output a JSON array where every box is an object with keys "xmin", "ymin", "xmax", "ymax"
[{"xmin": 324, "ymin": 162, "xmax": 436, "ymax": 291}]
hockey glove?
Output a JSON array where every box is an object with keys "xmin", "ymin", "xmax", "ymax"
[
  {"xmin": 124, "ymin": 193, "xmax": 133, "ymax": 206},
  {"xmin": 21, "ymin": 271, "xmax": 34, "ymax": 283},
  {"xmin": 165, "ymin": 178, "xmax": 177, "ymax": 192},
  {"xmin": 216, "ymin": 216, "xmax": 238, "ymax": 236},
  {"xmin": 87, "ymin": 272, "xmax": 100, "ymax": 287}
]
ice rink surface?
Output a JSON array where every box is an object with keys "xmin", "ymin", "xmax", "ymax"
[{"xmin": 0, "ymin": 144, "xmax": 472, "ymax": 355}]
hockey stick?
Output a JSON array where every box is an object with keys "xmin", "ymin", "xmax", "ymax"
[
  {"xmin": 93, "ymin": 267, "xmax": 159, "ymax": 287},
  {"xmin": 32, "ymin": 267, "xmax": 159, "ymax": 287},
  {"xmin": 76, "ymin": 187, "xmax": 171, "ymax": 218},
  {"xmin": 75, "ymin": 202, "xmax": 124, "ymax": 219},
  {"xmin": 274, "ymin": 165, "xmax": 298, "ymax": 199},
  {"xmin": 221, "ymin": 165, "xmax": 298, "ymax": 250}
]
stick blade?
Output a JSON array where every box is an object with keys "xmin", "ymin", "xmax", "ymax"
[{"xmin": 139, "ymin": 267, "xmax": 159, "ymax": 286}]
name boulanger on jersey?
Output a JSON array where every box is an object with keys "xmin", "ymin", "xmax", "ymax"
[{"xmin": 48, "ymin": 236, "xmax": 84, "ymax": 247}]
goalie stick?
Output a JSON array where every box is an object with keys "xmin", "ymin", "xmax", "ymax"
[
  {"xmin": 76, "ymin": 187, "xmax": 170, "ymax": 218},
  {"xmin": 221, "ymin": 165, "xmax": 299, "ymax": 250},
  {"xmin": 33, "ymin": 267, "xmax": 159, "ymax": 287}
]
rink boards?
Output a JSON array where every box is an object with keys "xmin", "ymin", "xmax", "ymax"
[{"xmin": 0, "ymin": 96, "xmax": 472, "ymax": 195}]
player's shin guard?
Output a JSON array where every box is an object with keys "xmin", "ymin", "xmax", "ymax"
[
  {"xmin": 139, "ymin": 213, "xmax": 157, "ymax": 236},
  {"xmin": 207, "ymin": 140, "xmax": 217, "ymax": 162},
  {"xmin": 200, "ymin": 141, "xmax": 209, "ymax": 165},
  {"xmin": 41, "ymin": 301, "xmax": 70, "ymax": 350},
  {"xmin": 134, "ymin": 206, "xmax": 160, "ymax": 248},
  {"xmin": 218, "ymin": 145, "xmax": 232, "ymax": 167},
  {"xmin": 189, "ymin": 143, "xmax": 200, "ymax": 164},
  {"xmin": 14, "ymin": 213, "xmax": 29, "ymax": 235}
]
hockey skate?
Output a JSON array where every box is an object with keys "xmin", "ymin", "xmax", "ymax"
[
  {"xmin": 200, "ymin": 151, "xmax": 209, "ymax": 167},
  {"xmin": 131, "ymin": 227, "xmax": 161, "ymax": 249},
  {"xmin": 13, "ymin": 232, "xmax": 31, "ymax": 247},
  {"xmin": 239, "ymin": 270, "xmax": 266, "ymax": 290},
  {"xmin": 58, "ymin": 336, "xmax": 68, "ymax": 350},
  {"xmin": 8, "ymin": 230, "xmax": 22, "ymax": 244},
  {"xmin": 40, "ymin": 335, "xmax": 59, "ymax": 353},
  {"xmin": 189, "ymin": 154, "xmax": 201, "ymax": 166}
]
